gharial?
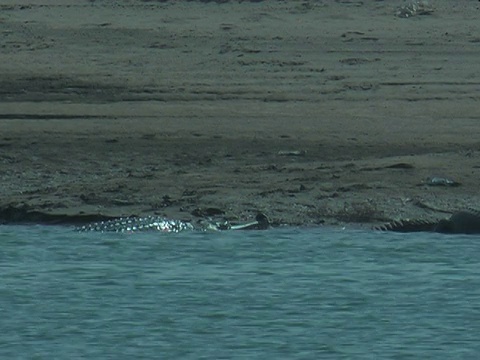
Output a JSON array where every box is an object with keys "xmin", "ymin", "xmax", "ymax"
[
  {"xmin": 69, "ymin": 209, "xmax": 480, "ymax": 235},
  {"xmin": 374, "ymin": 210, "xmax": 480, "ymax": 235},
  {"xmin": 77, "ymin": 213, "xmax": 270, "ymax": 233}
]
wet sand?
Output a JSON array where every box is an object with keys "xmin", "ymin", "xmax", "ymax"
[{"xmin": 1, "ymin": 1, "xmax": 479, "ymax": 228}]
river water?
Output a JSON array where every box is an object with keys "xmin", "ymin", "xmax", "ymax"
[{"xmin": 1, "ymin": 225, "xmax": 479, "ymax": 359}]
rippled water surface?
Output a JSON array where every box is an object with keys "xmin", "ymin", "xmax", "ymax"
[{"xmin": 1, "ymin": 226, "xmax": 480, "ymax": 359}]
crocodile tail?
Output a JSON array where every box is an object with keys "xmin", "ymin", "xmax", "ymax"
[{"xmin": 373, "ymin": 219, "xmax": 438, "ymax": 233}]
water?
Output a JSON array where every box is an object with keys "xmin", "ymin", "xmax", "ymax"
[{"xmin": 1, "ymin": 226, "xmax": 480, "ymax": 359}]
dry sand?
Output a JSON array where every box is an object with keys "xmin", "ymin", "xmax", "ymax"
[{"xmin": 0, "ymin": 0, "xmax": 479, "ymax": 228}]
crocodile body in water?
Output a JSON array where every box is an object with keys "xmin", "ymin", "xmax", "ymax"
[
  {"xmin": 374, "ymin": 210, "xmax": 480, "ymax": 235},
  {"xmin": 77, "ymin": 213, "xmax": 270, "ymax": 233}
]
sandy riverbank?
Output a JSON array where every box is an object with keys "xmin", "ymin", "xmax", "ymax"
[{"xmin": 0, "ymin": 0, "xmax": 479, "ymax": 228}]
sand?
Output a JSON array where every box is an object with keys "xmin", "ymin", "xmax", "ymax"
[{"xmin": 0, "ymin": 0, "xmax": 479, "ymax": 228}]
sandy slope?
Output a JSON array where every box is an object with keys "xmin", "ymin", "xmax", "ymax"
[{"xmin": 0, "ymin": 0, "xmax": 479, "ymax": 228}]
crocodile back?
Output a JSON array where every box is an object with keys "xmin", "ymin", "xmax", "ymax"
[
  {"xmin": 77, "ymin": 216, "xmax": 194, "ymax": 233},
  {"xmin": 435, "ymin": 211, "xmax": 480, "ymax": 234}
]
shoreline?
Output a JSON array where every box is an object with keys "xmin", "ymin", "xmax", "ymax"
[
  {"xmin": 1, "ymin": 118, "xmax": 476, "ymax": 230},
  {"xmin": 1, "ymin": 1, "xmax": 479, "ymax": 229}
]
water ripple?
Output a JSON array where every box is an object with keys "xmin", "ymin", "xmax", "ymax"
[{"xmin": 1, "ymin": 225, "xmax": 480, "ymax": 358}]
